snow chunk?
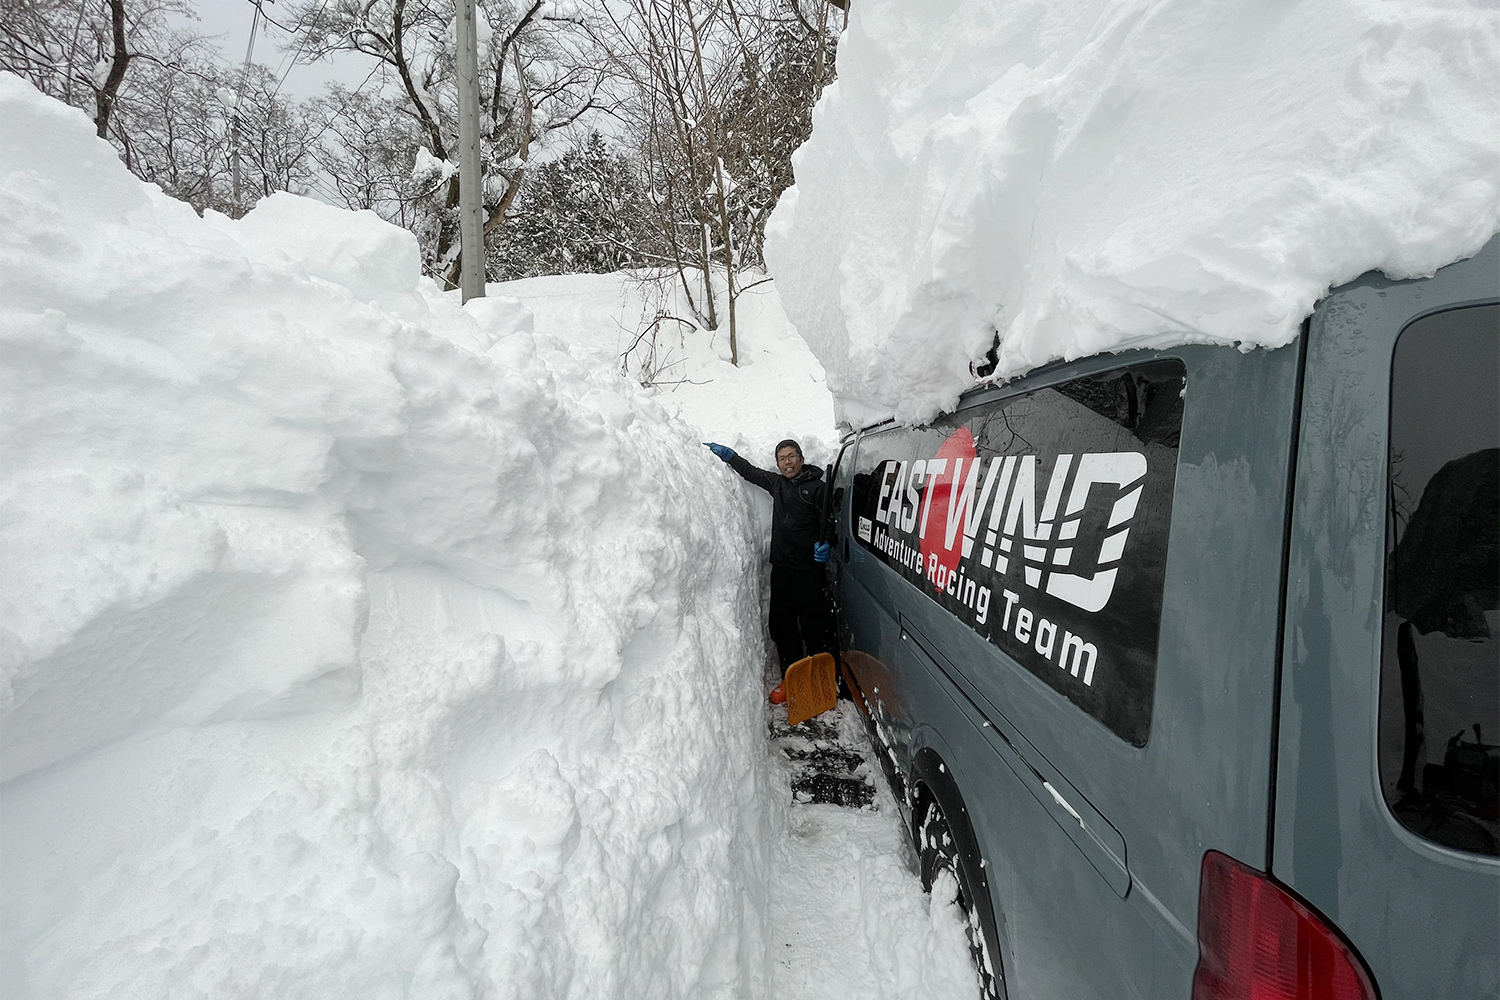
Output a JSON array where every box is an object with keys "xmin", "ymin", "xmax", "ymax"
[
  {"xmin": 212, "ymin": 191, "xmax": 423, "ymax": 311},
  {"xmin": 491, "ymin": 270, "xmax": 838, "ymax": 463},
  {"xmin": 766, "ymin": 0, "xmax": 1500, "ymax": 424}
]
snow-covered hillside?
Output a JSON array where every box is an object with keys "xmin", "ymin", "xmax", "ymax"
[
  {"xmin": 492, "ymin": 271, "xmax": 839, "ymax": 464},
  {"xmin": 766, "ymin": 0, "xmax": 1500, "ymax": 424}
]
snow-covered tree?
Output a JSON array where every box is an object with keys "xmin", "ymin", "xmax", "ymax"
[
  {"xmin": 287, "ymin": 0, "xmax": 606, "ymax": 286},
  {"xmin": 1, "ymin": 0, "xmax": 842, "ymax": 301},
  {"xmin": 116, "ymin": 60, "xmax": 319, "ymax": 215},
  {"xmin": 582, "ymin": 0, "xmax": 842, "ymax": 364},
  {"xmin": 487, "ymin": 131, "xmax": 658, "ymax": 280},
  {"xmin": 308, "ymin": 84, "xmax": 430, "ymax": 224},
  {"xmin": 2, "ymin": 1, "xmax": 320, "ymax": 216},
  {"xmin": 0, "ymin": 0, "xmax": 196, "ymax": 139},
  {"xmin": 718, "ymin": 3, "xmax": 840, "ymax": 269}
]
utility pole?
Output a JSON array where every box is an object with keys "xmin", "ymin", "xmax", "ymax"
[
  {"xmin": 230, "ymin": 4, "xmax": 260, "ymax": 211},
  {"xmin": 455, "ymin": 0, "xmax": 486, "ymax": 301}
]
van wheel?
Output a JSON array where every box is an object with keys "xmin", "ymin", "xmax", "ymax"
[{"xmin": 917, "ymin": 795, "xmax": 1006, "ymax": 999}]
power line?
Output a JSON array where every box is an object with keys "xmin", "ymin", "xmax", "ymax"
[
  {"xmin": 302, "ymin": 60, "xmax": 382, "ymax": 149},
  {"xmin": 268, "ymin": 0, "xmax": 334, "ymax": 102}
]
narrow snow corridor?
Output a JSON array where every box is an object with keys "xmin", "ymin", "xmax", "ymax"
[
  {"xmin": 765, "ymin": 701, "xmax": 980, "ymax": 1000},
  {"xmin": 500, "ymin": 269, "xmax": 978, "ymax": 996}
]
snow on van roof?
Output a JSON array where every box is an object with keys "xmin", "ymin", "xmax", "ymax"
[{"xmin": 765, "ymin": 0, "xmax": 1500, "ymax": 426}]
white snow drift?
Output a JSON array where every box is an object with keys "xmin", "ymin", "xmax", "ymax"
[
  {"xmin": 0, "ymin": 73, "xmax": 779, "ymax": 999},
  {"xmin": 766, "ymin": 0, "xmax": 1500, "ymax": 424}
]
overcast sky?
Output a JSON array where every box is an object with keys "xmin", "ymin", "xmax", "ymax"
[{"xmin": 184, "ymin": 0, "xmax": 371, "ymax": 98}]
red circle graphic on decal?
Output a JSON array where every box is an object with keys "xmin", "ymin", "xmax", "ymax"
[{"xmin": 919, "ymin": 428, "xmax": 978, "ymax": 592}]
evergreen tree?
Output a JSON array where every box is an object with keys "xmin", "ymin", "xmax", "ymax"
[{"xmin": 488, "ymin": 132, "xmax": 658, "ymax": 281}]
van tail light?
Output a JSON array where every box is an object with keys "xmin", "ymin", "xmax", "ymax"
[{"xmin": 1193, "ymin": 851, "xmax": 1378, "ymax": 1000}]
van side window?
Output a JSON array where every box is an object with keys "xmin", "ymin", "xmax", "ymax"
[
  {"xmin": 1380, "ymin": 304, "xmax": 1499, "ymax": 856},
  {"xmin": 851, "ymin": 361, "xmax": 1187, "ymax": 745}
]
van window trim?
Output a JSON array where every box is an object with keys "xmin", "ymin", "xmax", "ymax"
[
  {"xmin": 851, "ymin": 349, "xmax": 1192, "ymax": 440},
  {"xmin": 1372, "ymin": 300, "xmax": 1500, "ymax": 860}
]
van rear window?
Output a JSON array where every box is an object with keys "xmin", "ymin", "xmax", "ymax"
[
  {"xmin": 851, "ymin": 361, "xmax": 1186, "ymax": 745},
  {"xmin": 1379, "ymin": 304, "xmax": 1499, "ymax": 856}
]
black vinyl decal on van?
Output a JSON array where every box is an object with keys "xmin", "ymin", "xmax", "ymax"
[{"xmin": 852, "ymin": 361, "xmax": 1185, "ymax": 745}]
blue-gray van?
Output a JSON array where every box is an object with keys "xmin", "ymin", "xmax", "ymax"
[{"xmin": 824, "ymin": 235, "xmax": 1499, "ymax": 999}]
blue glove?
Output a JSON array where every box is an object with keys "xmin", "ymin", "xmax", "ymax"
[
  {"xmin": 813, "ymin": 541, "xmax": 831, "ymax": 563},
  {"xmin": 705, "ymin": 442, "xmax": 735, "ymax": 462}
]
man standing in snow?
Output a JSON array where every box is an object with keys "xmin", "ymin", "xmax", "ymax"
[{"xmin": 705, "ymin": 439, "xmax": 833, "ymax": 701}]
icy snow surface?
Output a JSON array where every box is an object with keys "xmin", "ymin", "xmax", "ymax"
[
  {"xmin": 766, "ymin": 0, "xmax": 1500, "ymax": 425},
  {"xmin": 0, "ymin": 75, "xmax": 968, "ymax": 999}
]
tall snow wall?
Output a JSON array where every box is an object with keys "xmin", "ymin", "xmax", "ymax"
[
  {"xmin": 0, "ymin": 74, "xmax": 776, "ymax": 999},
  {"xmin": 766, "ymin": 0, "xmax": 1500, "ymax": 425}
]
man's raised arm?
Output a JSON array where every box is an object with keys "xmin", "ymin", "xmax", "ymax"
[{"xmin": 704, "ymin": 443, "xmax": 777, "ymax": 492}]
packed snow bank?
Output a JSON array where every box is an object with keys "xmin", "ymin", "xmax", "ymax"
[
  {"xmin": 766, "ymin": 0, "xmax": 1500, "ymax": 424},
  {"xmin": 492, "ymin": 272, "xmax": 842, "ymax": 572},
  {"xmin": 0, "ymin": 73, "xmax": 778, "ymax": 999}
]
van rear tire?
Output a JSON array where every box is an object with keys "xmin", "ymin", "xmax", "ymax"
[{"xmin": 917, "ymin": 793, "xmax": 1006, "ymax": 1000}]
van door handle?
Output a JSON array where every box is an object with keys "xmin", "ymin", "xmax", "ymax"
[
  {"xmin": 1044, "ymin": 781, "xmax": 1085, "ymax": 828},
  {"xmin": 1003, "ymin": 738, "xmax": 1090, "ymax": 831}
]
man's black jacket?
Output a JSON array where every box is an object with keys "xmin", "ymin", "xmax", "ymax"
[{"xmin": 727, "ymin": 454, "xmax": 827, "ymax": 570}]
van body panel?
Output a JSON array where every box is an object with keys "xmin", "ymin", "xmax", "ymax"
[
  {"xmin": 831, "ymin": 238, "xmax": 1497, "ymax": 997},
  {"xmin": 836, "ymin": 568, "xmax": 913, "ymax": 788},
  {"xmin": 899, "ymin": 622, "xmax": 1185, "ymax": 1000},
  {"xmin": 837, "ymin": 342, "xmax": 1303, "ymax": 995},
  {"xmin": 901, "ymin": 617, "xmax": 1131, "ymax": 898},
  {"xmin": 1275, "ymin": 238, "xmax": 1500, "ymax": 1000}
]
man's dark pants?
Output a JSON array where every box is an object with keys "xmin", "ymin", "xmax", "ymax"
[{"xmin": 769, "ymin": 564, "xmax": 833, "ymax": 674}]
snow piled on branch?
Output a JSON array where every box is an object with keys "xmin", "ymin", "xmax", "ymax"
[
  {"xmin": 412, "ymin": 144, "xmax": 457, "ymax": 184},
  {"xmin": 0, "ymin": 73, "xmax": 774, "ymax": 999},
  {"xmin": 766, "ymin": 0, "xmax": 1500, "ymax": 425}
]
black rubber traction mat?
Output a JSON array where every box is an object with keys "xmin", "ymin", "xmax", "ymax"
[{"xmin": 769, "ymin": 702, "xmax": 877, "ymax": 809}]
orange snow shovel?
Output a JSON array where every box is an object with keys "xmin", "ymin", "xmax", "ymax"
[{"xmin": 783, "ymin": 652, "xmax": 838, "ymax": 726}]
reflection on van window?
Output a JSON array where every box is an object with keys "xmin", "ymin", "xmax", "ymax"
[{"xmin": 1380, "ymin": 304, "xmax": 1499, "ymax": 856}]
